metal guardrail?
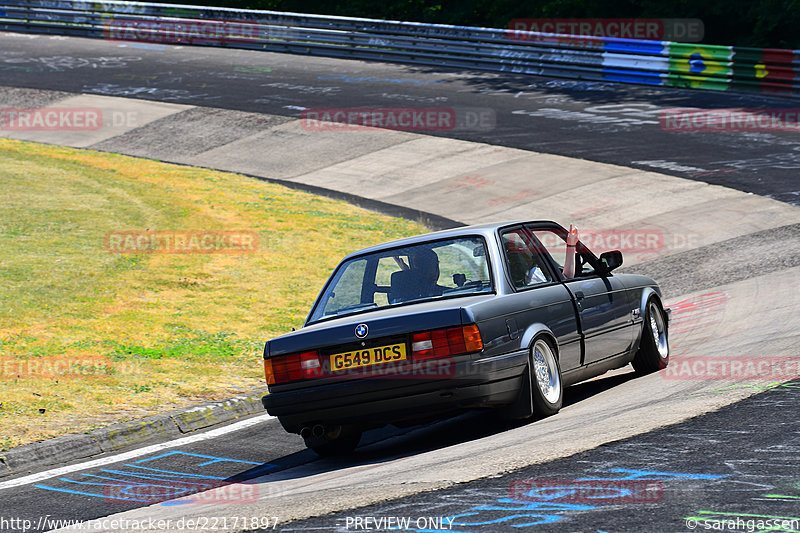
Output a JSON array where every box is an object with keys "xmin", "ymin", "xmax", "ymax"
[{"xmin": 1, "ymin": 0, "xmax": 798, "ymax": 98}]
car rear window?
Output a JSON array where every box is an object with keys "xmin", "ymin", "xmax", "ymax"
[{"xmin": 308, "ymin": 236, "xmax": 493, "ymax": 323}]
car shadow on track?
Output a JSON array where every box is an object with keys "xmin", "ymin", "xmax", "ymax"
[
  {"xmin": 226, "ymin": 367, "xmax": 641, "ymax": 484},
  {"xmin": 562, "ymin": 368, "xmax": 639, "ymax": 407}
]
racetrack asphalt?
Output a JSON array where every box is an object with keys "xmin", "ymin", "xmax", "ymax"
[
  {"xmin": 1, "ymin": 32, "xmax": 799, "ymax": 206},
  {"xmin": 267, "ymin": 378, "xmax": 800, "ymax": 533},
  {"xmin": 0, "ymin": 31, "xmax": 799, "ymax": 533}
]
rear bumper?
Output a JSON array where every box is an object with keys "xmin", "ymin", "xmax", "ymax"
[{"xmin": 262, "ymin": 350, "xmax": 528, "ymax": 433}]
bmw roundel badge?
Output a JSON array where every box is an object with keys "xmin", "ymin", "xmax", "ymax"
[{"xmin": 355, "ymin": 324, "xmax": 368, "ymax": 338}]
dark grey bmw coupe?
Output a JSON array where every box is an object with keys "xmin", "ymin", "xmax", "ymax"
[{"xmin": 262, "ymin": 220, "xmax": 670, "ymax": 456}]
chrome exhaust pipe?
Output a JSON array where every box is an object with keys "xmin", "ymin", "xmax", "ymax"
[
  {"xmin": 299, "ymin": 426, "xmax": 312, "ymax": 439},
  {"xmin": 312, "ymin": 424, "xmax": 326, "ymax": 438}
]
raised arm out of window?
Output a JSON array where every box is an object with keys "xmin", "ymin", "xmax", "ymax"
[{"xmin": 563, "ymin": 224, "xmax": 579, "ymax": 279}]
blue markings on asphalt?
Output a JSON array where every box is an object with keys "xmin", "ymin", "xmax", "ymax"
[
  {"xmin": 32, "ymin": 484, "xmax": 154, "ymax": 502},
  {"xmin": 34, "ymin": 450, "xmax": 277, "ymax": 504},
  {"xmin": 577, "ymin": 468, "xmax": 725, "ymax": 480},
  {"xmin": 409, "ymin": 469, "xmax": 726, "ymax": 532},
  {"xmin": 86, "ymin": 468, "xmax": 225, "ymax": 484},
  {"xmin": 136, "ymin": 450, "xmax": 261, "ymax": 467},
  {"xmin": 448, "ymin": 500, "xmax": 589, "ymax": 526}
]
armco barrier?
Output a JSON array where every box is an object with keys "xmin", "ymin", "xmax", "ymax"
[{"xmin": 0, "ymin": 0, "xmax": 798, "ymax": 98}]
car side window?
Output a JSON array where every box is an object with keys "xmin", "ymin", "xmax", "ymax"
[
  {"xmin": 529, "ymin": 228, "xmax": 598, "ymax": 278},
  {"xmin": 573, "ymin": 251, "xmax": 598, "ymax": 278},
  {"xmin": 501, "ymin": 228, "xmax": 554, "ymax": 289}
]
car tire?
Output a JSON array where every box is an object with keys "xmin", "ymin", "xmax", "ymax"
[
  {"xmin": 308, "ymin": 425, "xmax": 362, "ymax": 457},
  {"xmin": 530, "ymin": 337, "xmax": 563, "ymax": 417},
  {"xmin": 632, "ymin": 299, "xmax": 670, "ymax": 375}
]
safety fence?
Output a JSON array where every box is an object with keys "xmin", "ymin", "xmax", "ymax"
[{"xmin": 1, "ymin": 0, "xmax": 798, "ymax": 98}]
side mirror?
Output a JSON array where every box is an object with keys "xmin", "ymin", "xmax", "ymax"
[{"xmin": 599, "ymin": 250, "xmax": 623, "ymax": 273}]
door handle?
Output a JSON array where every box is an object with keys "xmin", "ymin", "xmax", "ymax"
[{"xmin": 574, "ymin": 291, "xmax": 585, "ymax": 300}]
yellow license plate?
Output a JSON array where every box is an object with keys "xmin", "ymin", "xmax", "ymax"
[{"xmin": 330, "ymin": 343, "xmax": 407, "ymax": 371}]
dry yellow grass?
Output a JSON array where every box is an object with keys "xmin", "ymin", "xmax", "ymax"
[{"xmin": 0, "ymin": 139, "xmax": 427, "ymax": 449}]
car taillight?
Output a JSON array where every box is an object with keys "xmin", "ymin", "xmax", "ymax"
[
  {"xmin": 264, "ymin": 350, "xmax": 323, "ymax": 385},
  {"xmin": 300, "ymin": 351, "xmax": 323, "ymax": 378},
  {"xmin": 264, "ymin": 358, "xmax": 275, "ymax": 385},
  {"xmin": 411, "ymin": 324, "xmax": 483, "ymax": 360}
]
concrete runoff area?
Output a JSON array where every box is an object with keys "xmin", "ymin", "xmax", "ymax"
[
  {"xmin": 0, "ymin": 86, "xmax": 798, "ymax": 530},
  {"xmin": 2, "ymin": 89, "xmax": 797, "ymax": 267},
  {"xmin": 1, "ymin": 94, "xmax": 190, "ymax": 148}
]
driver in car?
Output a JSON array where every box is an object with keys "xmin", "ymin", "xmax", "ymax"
[{"xmin": 410, "ymin": 248, "xmax": 448, "ymax": 297}]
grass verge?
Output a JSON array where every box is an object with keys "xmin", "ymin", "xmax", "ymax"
[{"xmin": 0, "ymin": 139, "xmax": 427, "ymax": 450}]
